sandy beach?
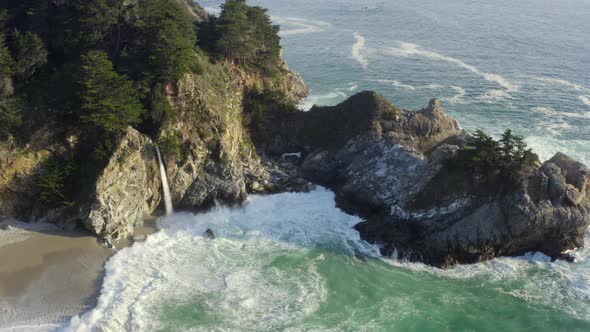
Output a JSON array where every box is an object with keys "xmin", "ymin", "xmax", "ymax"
[{"xmin": 0, "ymin": 218, "xmax": 157, "ymax": 330}]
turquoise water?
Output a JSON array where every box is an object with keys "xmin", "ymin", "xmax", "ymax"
[
  {"xmin": 65, "ymin": 189, "xmax": 590, "ymax": 331},
  {"xmin": 61, "ymin": 1, "xmax": 590, "ymax": 330}
]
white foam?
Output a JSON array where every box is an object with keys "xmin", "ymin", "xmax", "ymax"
[
  {"xmin": 352, "ymin": 32, "xmax": 369, "ymax": 69},
  {"xmin": 384, "ymin": 42, "xmax": 519, "ymax": 92},
  {"xmin": 579, "ymin": 95, "xmax": 590, "ymax": 107},
  {"xmin": 298, "ymin": 90, "xmax": 348, "ymax": 111},
  {"xmin": 478, "ymin": 89, "xmax": 514, "ymax": 102},
  {"xmin": 441, "ymin": 86, "xmax": 466, "ymax": 104},
  {"xmin": 533, "ymin": 77, "xmax": 590, "ymax": 92},
  {"xmin": 385, "ymin": 232, "xmax": 590, "ymax": 321},
  {"xmin": 376, "ymin": 79, "xmax": 416, "ymax": 91},
  {"xmin": 65, "ymin": 188, "xmax": 379, "ymax": 331},
  {"xmin": 273, "ymin": 17, "xmax": 331, "ymax": 37}
]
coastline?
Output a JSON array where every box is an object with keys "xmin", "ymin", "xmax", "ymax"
[{"xmin": 0, "ymin": 218, "xmax": 158, "ymax": 330}]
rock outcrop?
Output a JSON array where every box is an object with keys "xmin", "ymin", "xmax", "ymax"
[
  {"xmin": 82, "ymin": 128, "xmax": 161, "ymax": 239},
  {"xmin": 288, "ymin": 91, "xmax": 590, "ymax": 267}
]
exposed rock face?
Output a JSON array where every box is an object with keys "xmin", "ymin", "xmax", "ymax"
[
  {"xmin": 0, "ymin": 129, "xmax": 68, "ymax": 220},
  {"xmin": 82, "ymin": 128, "xmax": 160, "ymax": 239},
  {"xmin": 160, "ymin": 59, "xmax": 309, "ymax": 212},
  {"xmin": 293, "ymin": 91, "xmax": 590, "ymax": 267}
]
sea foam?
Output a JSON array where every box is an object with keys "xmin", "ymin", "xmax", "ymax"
[
  {"xmin": 352, "ymin": 32, "xmax": 369, "ymax": 69},
  {"xmin": 64, "ymin": 188, "xmax": 379, "ymax": 331},
  {"xmin": 384, "ymin": 42, "xmax": 520, "ymax": 92}
]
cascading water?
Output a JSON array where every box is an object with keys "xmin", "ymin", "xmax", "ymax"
[{"xmin": 155, "ymin": 145, "xmax": 173, "ymax": 216}]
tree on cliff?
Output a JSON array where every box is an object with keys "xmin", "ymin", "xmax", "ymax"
[
  {"xmin": 463, "ymin": 129, "xmax": 537, "ymax": 185},
  {"xmin": 215, "ymin": 0, "xmax": 281, "ymax": 72},
  {"xmin": 136, "ymin": 0, "xmax": 200, "ymax": 84},
  {"xmin": 80, "ymin": 50, "xmax": 144, "ymax": 134}
]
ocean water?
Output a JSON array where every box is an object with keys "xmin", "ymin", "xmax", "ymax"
[
  {"xmin": 12, "ymin": 1, "xmax": 590, "ymax": 330},
  {"xmin": 65, "ymin": 189, "xmax": 590, "ymax": 331}
]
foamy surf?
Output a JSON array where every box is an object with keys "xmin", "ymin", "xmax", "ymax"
[{"xmin": 352, "ymin": 32, "xmax": 369, "ymax": 69}]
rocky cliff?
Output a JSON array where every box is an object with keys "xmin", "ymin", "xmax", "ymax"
[{"xmin": 280, "ymin": 92, "xmax": 590, "ymax": 267}]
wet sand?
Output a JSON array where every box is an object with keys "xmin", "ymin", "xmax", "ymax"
[{"xmin": 0, "ymin": 218, "xmax": 158, "ymax": 329}]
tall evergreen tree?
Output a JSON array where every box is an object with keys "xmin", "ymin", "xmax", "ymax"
[
  {"xmin": 137, "ymin": 0, "xmax": 198, "ymax": 83},
  {"xmin": 80, "ymin": 50, "xmax": 144, "ymax": 134}
]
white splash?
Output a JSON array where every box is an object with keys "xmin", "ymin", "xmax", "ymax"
[
  {"xmin": 384, "ymin": 42, "xmax": 519, "ymax": 92},
  {"xmin": 352, "ymin": 32, "xmax": 369, "ymax": 69},
  {"xmin": 274, "ymin": 17, "xmax": 331, "ymax": 37},
  {"xmin": 155, "ymin": 145, "xmax": 173, "ymax": 216}
]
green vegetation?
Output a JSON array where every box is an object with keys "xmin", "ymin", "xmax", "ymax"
[
  {"xmin": 37, "ymin": 156, "xmax": 75, "ymax": 208},
  {"xmin": 243, "ymin": 88, "xmax": 297, "ymax": 144},
  {"xmin": 0, "ymin": 98, "xmax": 22, "ymax": 139},
  {"xmin": 460, "ymin": 129, "xmax": 538, "ymax": 184},
  {"xmin": 80, "ymin": 50, "xmax": 144, "ymax": 134},
  {"xmin": 136, "ymin": 0, "xmax": 200, "ymax": 84},
  {"xmin": 204, "ymin": 0, "xmax": 282, "ymax": 74}
]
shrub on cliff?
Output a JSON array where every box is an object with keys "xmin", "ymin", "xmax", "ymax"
[
  {"xmin": 243, "ymin": 88, "xmax": 297, "ymax": 145},
  {"xmin": 37, "ymin": 156, "xmax": 75, "ymax": 208},
  {"xmin": 80, "ymin": 50, "xmax": 144, "ymax": 134},
  {"xmin": 0, "ymin": 98, "xmax": 22, "ymax": 139},
  {"xmin": 460, "ymin": 129, "xmax": 537, "ymax": 185}
]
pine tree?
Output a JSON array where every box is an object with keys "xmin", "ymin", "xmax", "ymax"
[
  {"xmin": 80, "ymin": 50, "xmax": 144, "ymax": 134},
  {"xmin": 138, "ymin": 0, "xmax": 198, "ymax": 83}
]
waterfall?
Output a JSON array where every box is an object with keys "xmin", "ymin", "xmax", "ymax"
[{"xmin": 155, "ymin": 145, "xmax": 173, "ymax": 216}]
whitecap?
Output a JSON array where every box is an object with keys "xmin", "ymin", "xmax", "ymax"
[
  {"xmin": 352, "ymin": 32, "xmax": 369, "ymax": 69},
  {"xmin": 383, "ymin": 42, "xmax": 519, "ymax": 92}
]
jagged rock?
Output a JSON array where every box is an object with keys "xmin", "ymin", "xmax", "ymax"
[{"xmin": 295, "ymin": 91, "xmax": 590, "ymax": 267}]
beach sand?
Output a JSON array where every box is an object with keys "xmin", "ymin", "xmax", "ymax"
[{"xmin": 0, "ymin": 218, "xmax": 158, "ymax": 329}]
